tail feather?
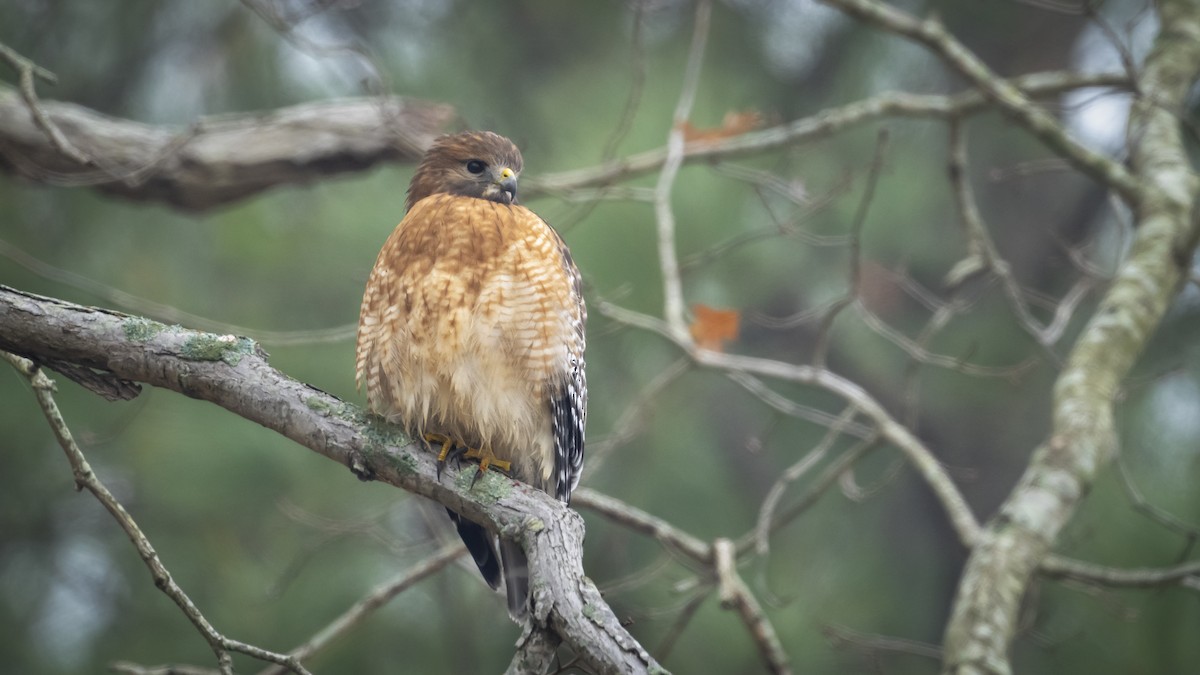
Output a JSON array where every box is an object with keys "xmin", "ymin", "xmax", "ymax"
[
  {"xmin": 500, "ymin": 539, "xmax": 530, "ymax": 621},
  {"xmin": 447, "ymin": 509, "xmax": 530, "ymax": 620},
  {"xmin": 447, "ymin": 508, "xmax": 501, "ymax": 590}
]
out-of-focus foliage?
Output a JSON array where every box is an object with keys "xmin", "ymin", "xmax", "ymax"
[{"xmin": 1, "ymin": 1, "xmax": 1197, "ymax": 673}]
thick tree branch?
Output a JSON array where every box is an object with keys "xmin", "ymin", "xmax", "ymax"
[
  {"xmin": 942, "ymin": 3, "xmax": 1200, "ymax": 673},
  {"xmin": 0, "ymin": 286, "xmax": 662, "ymax": 675},
  {"xmin": 0, "ymin": 88, "xmax": 455, "ymax": 211}
]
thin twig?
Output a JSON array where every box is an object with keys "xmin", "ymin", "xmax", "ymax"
[
  {"xmin": 854, "ymin": 301, "xmax": 1040, "ymax": 380},
  {"xmin": 1116, "ymin": 454, "xmax": 1200, "ymax": 542},
  {"xmin": 655, "ymin": 590, "xmax": 712, "ymax": 661},
  {"xmin": 110, "ymin": 664, "xmax": 221, "ymax": 675},
  {"xmin": 259, "ymin": 545, "xmax": 466, "ymax": 675},
  {"xmin": 822, "ymin": 623, "xmax": 943, "ymax": 660},
  {"xmin": 812, "ymin": 129, "xmax": 889, "ymax": 368},
  {"xmin": 754, "ymin": 405, "xmax": 861, "ymax": 557},
  {"xmin": 654, "ymin": 0, "xmax": 712, "ymax": 341},
  {"xmin": 946, "ymin": 119, "xmax": 1064, "ymax": 357},
  {"xmin": 525, "ymin": 71, "xmax": 1130, "ymax": 197},
  {"xmin": 2, "ymin": 351, "xmax": 311, "ymax": 675},
  {"xmin": 0, "ymin": 238, "xmax": 355, "ymax": 346},
  {"xmin": 1040, "ymin": 555, "xmax": 1200, "ymax": 588},
  {"xmin": 572, "ymin": 488, "xmax": 711, "ymax": 564},
  {"xmin": 725, "ymin": 371, "xmax": 876, "ymax": 439},
  {"xmin": 713, "ymin": 539, "xmax": 792, "ymax": 674},
  {"xmin": 585, "ymin": 356, "xmax": 692, "ymax": 474},
  {"xmin": 735, "ymin": 434, "xmax": 882, "ymax": 556},
  {"xmin": 817, "ymin": 0, "xmax": 1142, "ymax": 203},
  {"xmin": 0, "ymin": 41, "xmax": 92, "ymax": 165},
  {"xmin": 594, "ymin": 299, "xmax": 982, "ymax": 548}
]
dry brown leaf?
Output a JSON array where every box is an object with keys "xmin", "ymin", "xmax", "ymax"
[
  {"xmin": 681, "ymin": 109, "xmax": 765, "ymax": 143},
  {"xmin": 690, "ymin": 304, "xmax": 741, "ymax": 351}
]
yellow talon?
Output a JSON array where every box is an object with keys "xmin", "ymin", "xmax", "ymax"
[
  {"xmin": 424, "ymin": 432, "xmax": 455, "ymax": 463},
  {"xmin": 464, "ymin": 446, "xmax": 512, "ymax": 474},
  {"xmin": 423, "ymin": 433, "xmax": 511, "ymax": 477}
]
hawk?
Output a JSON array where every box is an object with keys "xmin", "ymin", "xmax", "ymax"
[{"xmin": 356, "ymin": 131, "xmax": 586, "ymax": 621}]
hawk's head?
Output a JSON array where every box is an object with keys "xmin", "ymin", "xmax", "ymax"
[{"xmin": 406, "ymin": 131, "xmax": 524, "ymax": 211}]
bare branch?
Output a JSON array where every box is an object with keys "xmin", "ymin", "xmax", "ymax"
[
  {"xmin": 713, "ymin": 539, "xmax": 792, "ymax": 675},
  {"xmin": 1040, "ymin": 555, "xmax": 1200, "ymax": 588},
  {"xmin": 259, "ymin": 545, "xmax": 467, "ymax": 675},
  {"xmin": 2, "ymin": 351, "xmax": 312, "ymax": 675},
  {"xmin": 0, "ymin": 287, "xmax": 662, "ymax": 675},
  {"xmin": 734, "ymin": 434, "xmax": 881, "ymax": 557},
  {"xmin": 572, "ymin": 488, "xmax": 711, "ymax": 565},
  {"xmin": 585, "ymin": 357, "xmax": 691, "ymax": 473},
  {"xmin": 525, "ymin": 71, "xmax": 1130, "ymax": 198},
  {"xmin": 110, "ymin": 664, "xmax": 221, "ymax": 675},
  {"xmin": 506, "ymin": 624, "xmax": 562, "ymax": 675},
  {"xmin": 1116, "ymin": 454, "xmax": 1200, "ymax": 541},
  {"xmin": 654, "ymin": 0, "xmax": 712, "ymax": 340},
  {"xmin": 947, "ymin": 119, "xmax": 1054, "ymax": 349},
  {"xmin": 655, "ymin": 591, "xmax": 711, "ymax": 661},
  {"xmin": 942, "ymin": 3, "xmax": 1200, "ymax": 671},
  {"xmin": 595, "ymin": 298, "xmax": 983, "ymax": 549},
  {"xmin": 0, "ymin": 238, "xmax": 355, "ymax": 346},
  {"xmin": 823, "ymin": 623, "xmax": 943, "ymax": 661},
  {"xmin": 812, "ymin": 130, "xmax": 888, "ymax": 368},
  {"xmin": 754, "ymin": 406, "xmax": 860, "ymax": 557},
  {"xmin": 854, "ymin": 301, "xmax": 1039, "ymax": 380},
  {"xmin": 0, "ymin": 88, "xmax": 455, "ymax": 211},
  {"xmin": 0, "ymin": 41, "xmax": 92, "ymax": 165},
  {"xmin": 816, "ymin": 0, "xmax": 1143, "ymax": 203}
]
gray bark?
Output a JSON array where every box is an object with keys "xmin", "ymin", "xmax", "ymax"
[
  {"xmin": 0, "ymin": 285, "xmax": 663, "ymax": 675},
  {"xmin": 0, "ymin": 88, "xmax": 456, "ymax": 211}
]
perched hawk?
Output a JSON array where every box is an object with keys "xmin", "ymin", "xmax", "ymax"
[{"xmin": 356, "ymin": 131, "xmax": 586, "ymax": 621}]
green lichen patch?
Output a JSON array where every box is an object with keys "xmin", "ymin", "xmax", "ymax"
[
  {"xmin": 181, "ymin": 333, "xmax": 255, "ymax": 365},
  {"xmin": 360, "ymin": 415, "xmax": 408, "ymax": 449},
  {"xmin": 305, "ymin": 396, "xmax": 332, "ymax": 413},
  {"xmin": 454, "ymin": 466, "xmax": 512, "ymax": 504},
  {"xmin": 122, "ymin": 316, "xmax": 166, "ymax": 342},
  {"xmin": 391, "ymin": 451, "xmax": 419, "ymax": 476},
  {"xmin": 581, "ymin": 601, "xmax": 601, "ymax": 622}
]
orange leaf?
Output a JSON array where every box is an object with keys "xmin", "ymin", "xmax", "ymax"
[
  {"xmin": 681, "ymin": 109, "xmax": 765, "ymax": 143},
  {"xmin": 690, "ymin": 304, "xmax": 740, "ymax": 352}
]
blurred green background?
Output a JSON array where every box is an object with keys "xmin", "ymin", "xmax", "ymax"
[{"xmin": 2, "ymin": 1, "xmax": 1198, "ymax": 673}]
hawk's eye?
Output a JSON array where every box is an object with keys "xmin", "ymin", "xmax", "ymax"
[{"xmin": 465, "ymin": 160, "xmax": 486, "ymax": 175}]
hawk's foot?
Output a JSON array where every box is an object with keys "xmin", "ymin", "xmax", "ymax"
[
  {"xmin": 425, "ymin": 432, "xmax": 465, "ymax": 481},
  {"xmin": 463, "ymin": 446, "xmax": 512, "ymax": 487},
  {"xmin": 423, "ymin": 434, "xmax": 511, "ymax": 483}
]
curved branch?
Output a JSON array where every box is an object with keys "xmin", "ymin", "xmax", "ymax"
[
  {"xmin": 0, "ymin": 88, "xmax": 456, "ymax": 211},
  {"xmin": 0, "ymin": 286, "xmax": 661, "ymax": 675}
]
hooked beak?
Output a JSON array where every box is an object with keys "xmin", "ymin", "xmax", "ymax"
[{"xmin": 495, "ymin": 166, "xmax": 517, "ymax": 205}]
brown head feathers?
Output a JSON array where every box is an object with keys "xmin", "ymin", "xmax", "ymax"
[{"xmin": 406, "ymin": 131, "xmax": 525, "ymax": 211}]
